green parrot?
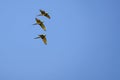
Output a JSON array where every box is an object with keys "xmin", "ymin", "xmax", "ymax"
[
  {"xmin": 33, "ymin": 18, "xmax": 46, "ymax": 31},
  {"xmin": 34, "ymin": 34, "xmax": 47, "ymax": 45},
  {"xmin": 38, "ymin": 9, "xmax": 51, "ymax": 19}
]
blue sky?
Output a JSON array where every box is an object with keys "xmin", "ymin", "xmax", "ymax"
[{"xmin": 0, "ymin": 0, "xmax": 120, "ymax": 80}]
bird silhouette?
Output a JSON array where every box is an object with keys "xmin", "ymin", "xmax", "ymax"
[
  {"xmin": 33, "ymin": 18, "xmax": 46, "ymax": 31},
  {"xmin": 37, "ymin": 9, "xmax": 51, "ymax": 19},
  {"xmin": 34, "ymin": 34, "xmax": 47, "ymax": 45}
]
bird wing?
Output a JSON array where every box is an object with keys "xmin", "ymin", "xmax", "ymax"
[
  {"xmin": 42, "ymin": 37, "xmax": 47, "ymax": 45},
  {"xmin": 40, "ymin": 10, "xmax": 45, "ymax": 14},
  {"xmin": 39, "ymin": 23, "xmax": 46, "ymax": 31},
  {"xmin": 36, "ymin": 19, "xmax": 41, "ymax": 24},
  {"xmin": 45, "ymin": 13, "xmax": 50, "ymax": 19}
]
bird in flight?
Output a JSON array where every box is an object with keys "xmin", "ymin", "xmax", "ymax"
[
  {"xmin": 37, "ymin": 9, "xmax": 51, "ymax": 19},
  {"xmin": 33, "ymin": 18, "xmax": 46, "ymax": 31},
  {"xmin": 34, "ymin": 34, "xmax": 47, "ymax": 45}
]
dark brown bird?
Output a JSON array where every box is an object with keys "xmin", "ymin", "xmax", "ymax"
[
  {"xmin": 33, "ymin": 18, "xmax": 46, "ymax": 31},
  {"xmin": 34, "ymin": 34, "xmax": 47, "ymax": 45},
  {"xmin": 38, "ymin": 10, "xmax": 51, "ymax": 19}
]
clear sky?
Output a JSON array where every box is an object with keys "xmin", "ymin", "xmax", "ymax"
[{"xmin": 0, "ymin": 0, "xmax": 120, "ymax": 80}]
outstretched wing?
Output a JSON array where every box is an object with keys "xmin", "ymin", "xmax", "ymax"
[
  {"xmin": 39, "ymin": 23, "xmax": 46, "ymax": 31},
  {"xmin": 42, "ymin": 37, "xmax": 47, "ymax": 45},
  {"xmin": 36, "ymin": 18, "xmax": 41, "ymax": 24},
  {"xmin": 45, "ymin": 13, "xmax": 51, "ymax": 19},
  {"xmin": 40, "ymin": 10, "xmax": 45, "ymax": 14}
]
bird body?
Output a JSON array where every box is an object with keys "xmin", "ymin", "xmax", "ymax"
[
  {"xmin": 34, "ymin": 34, "xmax": 47, "ymax": 45},
  {"xmin": 33, "ymin": 18, "xmax": 46, "ymax": 31}
]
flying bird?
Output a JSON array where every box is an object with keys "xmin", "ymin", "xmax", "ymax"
[
  {"xmin": 33, "ymin": 18, "xmax": 46, "ymax": 31},
  {"xmin": 34, "ymin": 34, "xmax": 47, "ymax": 45},
  {"xmin": 38, "ymin": 9, "xmax": 51, "ymax": 19}
]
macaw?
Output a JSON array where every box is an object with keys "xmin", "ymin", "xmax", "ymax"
[
  {"xmin": 34, "ymin": 34, "xmax": 47, "ymax": 45},
  {"xmin": 38, "ymin": 9, "xmax": 51, "ymax": 19},
  {"xmin": 33, "ymin": 18, "xmax": 46, "ymax": 31}
]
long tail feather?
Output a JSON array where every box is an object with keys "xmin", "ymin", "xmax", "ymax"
[
  {"xmin": 37, "ymin": 14, "xmax": 42, "ymax": 16},
  {"xmin": 33, "ymin": 23, "xmax": 37, "ymax": 25},
  {"xmin": 34, "ymin": 37, "xmax": 40, "ymax": 39}
]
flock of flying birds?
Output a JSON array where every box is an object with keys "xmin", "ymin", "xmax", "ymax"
[{"xmin": 33, "ymin": 10, "xmax": 51, "ymax": 45}]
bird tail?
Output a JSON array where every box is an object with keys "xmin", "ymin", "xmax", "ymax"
[
  {"xmin": 34, "ymin": 37, "xmax": 40, "ymax": 39},
  {"xmin": 37, "ymin": 14, "xmax": 42, "ymax": 16},
  {"xmin": 33, "ymin": 23, "xmax": 37, "ymax": 25}
]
